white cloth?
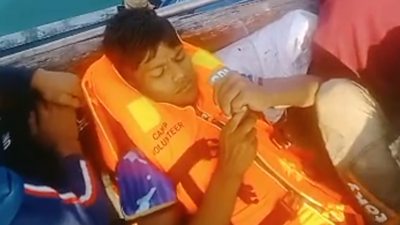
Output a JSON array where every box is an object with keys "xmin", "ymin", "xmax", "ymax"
[
  {"xmin": 124, "ymin": 0, "xmax": 152, "ymax": 8},
  {"xmin": 215, "ymin": 9, "xmax": 318, "ymax": 122}
]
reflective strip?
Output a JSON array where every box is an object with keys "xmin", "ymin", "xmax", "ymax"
[
  {"xmin": 298, "ymin": 203, "xmax": 335, "ymax": 225},
  {"xmin": 191, "ymin": 49, "xmax": 222, "ymax": 70},
  {"xmin": 127, "ymin": 97, "xmax": 161, "ymax": 133},
  {"xmin": 24, "ymin": 160, "xmax": 96, "ymax": 206}
]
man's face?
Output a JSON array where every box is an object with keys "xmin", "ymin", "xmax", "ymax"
[{"xmin": 126, "ymin": 43, "xmax": 198, "ymax": 107}]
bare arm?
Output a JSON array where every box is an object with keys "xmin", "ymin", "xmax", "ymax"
[
  {"xmin": 189, "ymin": 112, "xmax": 256, "ymax": 225},
  {"xmin": 136, "ymin": 112, "xmax": 257, "ymax": 225},
  {"xmin": 214, "ymin": 73, "xmax": 324, "ymax": 116},
  {"xmin": 258, "ymin": 75, "xmax": 323, "ymax": 108}
]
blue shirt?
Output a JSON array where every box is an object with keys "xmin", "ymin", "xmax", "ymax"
[
  {"xmin": 117, "ymin": 150, "xmax": 176, "ymax": 220},
  {"xmin": 0, "ymin": 66, "xmax": 111, "ymax": 225},
  {"xmin": 0, "ymin": 156, "xmax": 110, "ymax": 225}
]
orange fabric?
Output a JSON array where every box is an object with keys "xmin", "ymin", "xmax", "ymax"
[{"xmin": 83, "ymin": 43, "xmax": 364, "ymax": 225}]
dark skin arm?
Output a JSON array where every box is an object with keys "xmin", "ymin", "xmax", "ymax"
[
  {"xmin": 213, "ymin": 72, "xmax": 323, "ymax": 117},
  {"xmin": 134, "ymin": 112, "xmax": 257, "ymax": 225},
  {"xmin": 0, "ymin": 66, "xmax": 82, "ymax": 109}
]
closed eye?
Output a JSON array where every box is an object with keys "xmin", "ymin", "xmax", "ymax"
[
  {"xmin": 174, "ymin": 49, "xmax": 185, "ymax": 62},
  {"xmin": 150, "ymin": 66, "xmax": 165, "ymax": 78}
]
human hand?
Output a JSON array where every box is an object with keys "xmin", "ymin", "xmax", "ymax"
[
  {"xmin": 30, "ymin": 101, "xmax": 82, "ymax": 157},
  {"xmin": 213, "ymin": 72, "xmax": 269, "ymax": 117},
  {"xmin": 218, "ymin": 111, "xmax": 258, "ymax": 178},
  {"xmin": 31, "ymin": 69, "xmax": 82, "ymax": 108}
]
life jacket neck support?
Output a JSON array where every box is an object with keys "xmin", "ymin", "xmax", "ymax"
[{"xmin": 83, "ymin": 43, "xmax": 364, "ymax": 225}]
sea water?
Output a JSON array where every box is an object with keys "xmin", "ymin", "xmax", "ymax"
[{"xmin": 0, "ymin": 0, "xmax": 120, "ymax": 36}]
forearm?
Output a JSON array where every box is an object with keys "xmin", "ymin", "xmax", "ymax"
[
  {"xmin": 188, "ymin": 171, "xmax": 242, "ymax": 225},
  {"xmin": 260, "ymin": 75, "xmax": 322, "ymax": 108}
]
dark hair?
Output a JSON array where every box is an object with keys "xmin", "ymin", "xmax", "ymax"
[{"xmin": 103, "ymin": 8, "xmax": 181, "ymax": 72}]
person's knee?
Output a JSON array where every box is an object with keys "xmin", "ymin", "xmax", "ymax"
[
  {"xmin": 315, "ymin": 79, "xmax": 387, "ymax": 165},
  {"xmin": 315, "ymin": 78, "xmax": 380, "ymax": 127},
  {"xmin": 318, "ymin": 79, "xmax": 355, "ymax": 98},
  {"xmin": 316, "ymin": 79, "xmax": 367, "ymax": 113}
]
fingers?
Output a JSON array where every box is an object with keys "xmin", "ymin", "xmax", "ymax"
[
  {"xmin": 38, "ymin": 71, "xmax": 83, "ymax": 108},
  {"xmin": 37, "ymin": 100, "xmax": 76, "ymax": 122},
  {"xmin": 225, "ymin": 110, "xmax": 247, "ymax": 132},
  {"xmin": 247, "ymin": 112, "xmax": 259, "ymax": 121},
  {"xmin": 219, "ymin": 86, "xmax": 240, "ymax": 117},
  {"xmin": 225, "ymin": 111, "xmax": 258, "ymax": 146},
  {"xmin": 57, "ymin": 93, "xmax": 81, "ymax": 108},
  {"xmin": 69, "ymin": 76, "xmax": 84, "ymax": 99},
  {"xmin": 213, "ymin": 71, "xmax": 239, "ymax": 102},
  {"xmin": 213, "ymin": 77, "xmax": 230, "ymax": 115},
  {"xmin": 230, "ymin": 93, "xmax": 248, "ymax": 115},
  {"xmin": 213, "ymin": 73, "xmax": 243, "ymax": 116},
  {"xmin": 246, "ymin": 129, "xmax": 258, "ymax": 145},
  {"xmin": 50, "ymin": 104, "xmax": 77, "ymax": 120},
  {"xmin": 237, "ymin": 118, "xmax": 255, "ymax": 136},
  {"xmin": 244, "ymin": 128, "xmax": 258, "ymax": 157},
  {"xmin": 43, "ymin": 91, "xmax": 81, "ymax": 108},
  {"xmin": 236, "ymin": 113, "xmax": 257, "ymax": 135}
]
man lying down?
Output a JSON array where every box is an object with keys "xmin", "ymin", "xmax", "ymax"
[{"xmin": 82, "ymin": 8, "xmax": 400, "ymax": 225}]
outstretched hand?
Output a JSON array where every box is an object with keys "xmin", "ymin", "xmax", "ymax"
[{"xmin": 218, "ymin": 111, "xmax": 258, "ymax": 178}]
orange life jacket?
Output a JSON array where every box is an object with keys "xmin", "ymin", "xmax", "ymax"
[{"xmin": 82, "ymin": 43, "xmax": 364, "ymax": 225}]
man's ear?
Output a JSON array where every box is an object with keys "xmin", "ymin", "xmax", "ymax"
[{"xmin": 176, "ymin": 30, "xmax": 184, "ymax": 43}]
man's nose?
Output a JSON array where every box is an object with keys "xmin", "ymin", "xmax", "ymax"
[{"xmin": 169, "ymin": 61, "xmax": 185, "ymax": 82}]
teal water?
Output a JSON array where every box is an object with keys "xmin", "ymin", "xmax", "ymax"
[{"xmin": 0, "ymin": 0, "xmax": 120, "ymax": 36}]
